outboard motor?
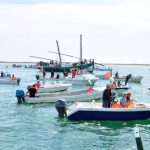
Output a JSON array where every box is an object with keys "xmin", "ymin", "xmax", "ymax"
[
  {"xmin": 16, "ymin": 90, "xmax": 25, "ymax": 104},
  {"xmin": 7, "ymin": 73, "xmax": 11, "ymax": 78},
  {"xmin": 55, "ymin": 99, "xmax": 67, "ymax": 118},
  {"xmin": 36, "ymin": 75, "xmax": 40, "ymax": 80},
  {"xmin": 17, "ymin": 78, "xmax": 21, "ymax": 85}
]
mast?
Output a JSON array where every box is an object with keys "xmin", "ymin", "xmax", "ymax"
[
  {"xmin": 56, "ymin": 40, "xmax": 62, "ymax": 65},
  {"xmin": 80, "ymin": 34, "xmax": 82, "ymax": 62}
]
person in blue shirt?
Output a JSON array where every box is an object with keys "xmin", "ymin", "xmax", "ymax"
[{"xmin": 120, "ymin": 93, "xmax": 127, "ymax": 107}]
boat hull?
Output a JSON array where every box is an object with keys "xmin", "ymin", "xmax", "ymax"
[
  {"xmin": 23, "ymin": 89, "xmax": 104, "ymax": 104},
  {"xmin": 37, "ymin": 61, "xmax": 94, "ymax": 73},
  {"xmin": 68, "ymin": 109, "xmax": 150, "ymax": 121},
  {"xmin": 0, "ymin": 78, "xmax": 20, "ymax": 85},
  {"xmin": 36, "ymin": 84, "xmax": 71, "ymax": 93},
  {"xmin": 113, "ymin": 76, "xmax": 143, "ymax": 83},
  {"xmin": 64, "ymin": 78, "xmax": 98, "ymax": 86}
]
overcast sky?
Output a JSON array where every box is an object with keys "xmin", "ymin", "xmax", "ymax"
[{"xmin": 0, "ymin": 0, "xmax": 150, "ymax": 64}]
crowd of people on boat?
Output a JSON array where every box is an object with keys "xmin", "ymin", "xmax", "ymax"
[
  {"xmin": 37, "ymin": 59, "xmax": 93, "ymax": 68},
  {"xmin": 102, "ymin": 84, "xmax": 136, "ymax": 109},
  {"xmin": 0, "ymin": 71, "xmax": 17, "ymax": 80},
  {"xmin": 37, "ymin": 61, "xmax": 61, "ymax": 67}
]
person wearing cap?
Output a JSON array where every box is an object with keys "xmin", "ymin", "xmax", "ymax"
[{"xmin": 102, "ymin": 84, "xmax": 112, "ymax": 108}]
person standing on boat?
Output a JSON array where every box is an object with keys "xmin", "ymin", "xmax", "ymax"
[
  {"xmin": 125, "ymin": 74, "xmax": 132, "ymax": 86},
  {"xmin": 1, "ymin": 71, "xmax": 5, "ymax": 77},
  {"xmin": 102, "ymin": 84, "xmax": 112, "ymax": 108},
  {"xmin": 63, "ymin": 70, "xmax": 68, "ymax": 77},
  {"xmin": 115, "ymin": 72, "xmax": 119, "ymax": 78},
  {"xmin": 50, "ymin": 70, "xmax": 54, "ymax": 79},
  {"xmin": 43, "ymin": 69, "xmax": 46, "ymax": 78},
  {"xmin": 55, "ymin": 74, "xmax": 60, "ymax": 79},
  {"xmin": 72, "ymin": 69, "xmax": 76, "ymax": 78}
]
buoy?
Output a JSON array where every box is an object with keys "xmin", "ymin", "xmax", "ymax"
[{"xmin": 134, "ymin": 127, "xmax": 144, "ymax": 150}]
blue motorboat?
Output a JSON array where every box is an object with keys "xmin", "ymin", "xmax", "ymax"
[{"xmin": 55, "ymin": 101, "xmax": 150, "ymax": 121}]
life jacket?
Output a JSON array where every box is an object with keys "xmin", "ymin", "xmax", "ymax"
[
  {"xmin": 111, "ymin": 102, "xmax": 123, "ymax": 108},
  {"xmin": 124, "ymin": 103, "xmax": 132, "ymax": 108},
  {"xmin": 35, "ymin": 83, "xmax": 41, "ymax": 88}
]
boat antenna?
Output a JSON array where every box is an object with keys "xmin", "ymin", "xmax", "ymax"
[
  {"xmin": 56, "ymin": 40, "xmax": 62, "ymax": 65},
  {"xmin": 80, "ymin": 34, "xmax": 82, "ymax": 63}
]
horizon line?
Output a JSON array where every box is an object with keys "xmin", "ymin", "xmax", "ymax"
[{"xmin": 0, "ymin": 61, "xmax": 150, "ymax": 66}]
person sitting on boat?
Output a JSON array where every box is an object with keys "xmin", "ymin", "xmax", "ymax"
[
  {"xmin": 63, "ymin": 70, "xmax": 68, "ymax": 77},
  {"xmin": 110, "ymin": 81, "xmax": 117, "ymax": 89},
  {"xmin": 102, "ymin": 84, "xmax": 112, "ymax": 108},
  {"xmin": 28, "ymin": 85, "xmax": 37, "ymax": 97},
  {"xmin": 120, "ymin": 93, "xmax": 127, "ymax": 107},
  {"xmin": 72, "ymin": 69, "xmax": 76, "ymax": 78},
  {"xmin": 50, "ymin": 70, "xmax": 54, "ymax": 79},
  {"xmin": 126, "ymin": 92, "xmax": 132, "ymax": 102},
  {"xmin": 34, "ymin": 81, "xmax": 41, "ymax": 89},
  {"xmin": 111, "ymin": 97, "xmax": 123, "ymax": 108},
  {"xmin": 113, "ymin": 81, "xmax": 117, "ymax": 88},
  {"xmin": 11, "ymin": 74, "xmax": 17, "ymax": 80},
  {"xmin": 125, "ymin": 93, "xmax": 137, "ymax": 108},
  {"xmin": 55, "ymin": 74, "xmax": 60, "ymax": 79}
]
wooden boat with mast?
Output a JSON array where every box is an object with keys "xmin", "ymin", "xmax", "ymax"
[{"xmin": 32, "ymin": 35, "xmax": 95, "ymax": 73}]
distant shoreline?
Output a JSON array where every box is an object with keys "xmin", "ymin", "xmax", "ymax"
[{"xmin": 0, "ymin": 61, "xmax": 150, "ymax": 66}]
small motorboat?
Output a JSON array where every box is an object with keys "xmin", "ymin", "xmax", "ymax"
[
  {"xmin": 16, "ymin": 87, "xmax": 105, "ymax": 104},
  {"xmin": 36, "ymin": 84, "xmax": 72, "ymax": 93},
  {"xmin": 0, "ymin": 77, "xmax": 21, "ymax": 85},
  {"xmin": 63, "ymin": 74, "xmax": 98, "ymax": 86},
  {"xmin": 55, "ymin": 100, "xmax": 150, "ymax": 121},
  {"xmin": 113, "ymin": 76, "xmax": 143, "ymax": 83}
]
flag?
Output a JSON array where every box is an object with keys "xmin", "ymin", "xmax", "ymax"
[{"xmin": 87, "ymin": 86, "xmax": 93, "ymax": 93}]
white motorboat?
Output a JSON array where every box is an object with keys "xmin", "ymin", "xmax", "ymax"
[
  {"xmin": 55, "ymin": 100, "xmax": 150, "ymax": 121},
  {"xmin": 113, "ymin": 76, "xmax": 143, "ymax": 83},
  {"xmin": 63, "ymin": 74, "xmax": 99, "ymax": 85},
  {"xmin": 0, "ymin": 77, "xmax": 21, "ymax": 85},
  {"xmin": 36, "ymin": 84, "xmax": 72, "ymax": 93},
  {"xmin": 16, "ymin": 87, "xmax": 105, "ymax": 104}
]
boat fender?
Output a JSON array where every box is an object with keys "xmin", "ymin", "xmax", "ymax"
[
  {"xmin": 36, "ymin": 75, "xmax": 40, "ymax": 80},
  {"xmin": 16, "ymin": 90, "xmax": 25, "ymax": 104},
  {"xmin": 55, "ymin": 99, "xmax": 67, "ymax": 118}
]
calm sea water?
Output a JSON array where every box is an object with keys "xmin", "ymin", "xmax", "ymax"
[{"xmin": 0, "ymin": 63, "xmax": 150, "ymax": 150}]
